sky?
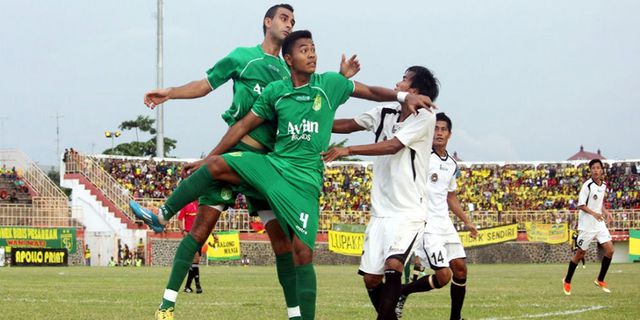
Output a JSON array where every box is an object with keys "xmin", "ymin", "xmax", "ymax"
[{"xmin": 1, "ymin": 0, "xmax": 639, "ymax": 167}]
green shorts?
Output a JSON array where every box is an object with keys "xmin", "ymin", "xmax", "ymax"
[
  {"xmin": 222, "ymin": 151, "xmax": 319, "ymax": 250},
  {"xmin": 198, "ymin": 142, "xmax": 270, "ymax": 215}
]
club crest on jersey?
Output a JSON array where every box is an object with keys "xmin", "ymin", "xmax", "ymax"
[
  {"xmin": 221, "ymin": 188, "xmax": 232, "ymax": 201},
  {"xmin": 430, "ymin": 173, "xmax": 438, "ymax": 182},
  {"xmin": 593, "ymin": 194, "xmax": 598, "ymax": 200},
  {"xmin": 312, "ymin": 94, "xmax": 322, "ymax": 111}
]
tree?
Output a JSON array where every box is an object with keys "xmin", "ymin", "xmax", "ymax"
[
  {"xmin": 102, "ymin": 115, "xmax": 176, "ymax": 157},
  {"xmin": 119, "ymin": 115, "xmax": 156, "ymax": 142},
  {"xmin": 327, "ymin": 138, "xmax": 361, "ymax": 161}
]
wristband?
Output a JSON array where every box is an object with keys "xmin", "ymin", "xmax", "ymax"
[{"xmin": 397, "ymin": 91, "xmax": 409, "ymax": 103}]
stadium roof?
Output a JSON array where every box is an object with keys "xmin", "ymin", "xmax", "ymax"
[{"xmin": 567, "ymin": 145, "xmax": 606, "ymax": 160}]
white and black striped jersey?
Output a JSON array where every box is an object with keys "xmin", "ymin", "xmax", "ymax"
[
  {"xmin": 424, "ymin": 150, "xmax": 459, "ymax": 234},
  {"xmin": 354, "ymin": 103, "xmax": 436, "ymax": 221},
  {"xmin": 577, "ymin": 178, "xmax": 607, "ymax": 232}
]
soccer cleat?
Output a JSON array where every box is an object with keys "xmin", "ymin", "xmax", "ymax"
[
  {"xmin": 594, "ymin": 280, "xmax": 611, "ymax": 293},
  {"xmin": 183, "ymin": 287, "xmax": 193, "ymax": 293},
  {"xmin": 562, "ymin": 278, "xmax": 571, "ymax": 295},
  {"xmin": 129, "ymin": 200, "xmax": 165, "ymax": 233},
  {"xmin": 395, "ymin": 294, "xmax": 407, "ymax": 318},
  {"xmin": 196, "ymin": 286, "xmax": 203, "ymax": 294},
  {"xmin": 155, "ymin": 307, "xmax": 174, "ymax": 320}
]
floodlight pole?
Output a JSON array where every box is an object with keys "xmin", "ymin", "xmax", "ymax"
[{"xmin": 155, "ymin": 0, "xmax": 165, "ymax": 158}]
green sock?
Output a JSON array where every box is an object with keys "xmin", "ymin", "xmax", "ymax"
[
  {"xmin": 403, "ymin": 260, "xmax": 410, "ymax": 284},
  {"xmin": 162, "ymin": 166, "xmax": 215, "ymax": 220},
  {"xmin": 160, "ymin": 234, "xmax": 200, "ymax": 310},
  {"xmin": 276, "ymin": 252, "xmax": 300, "ymax": 319},
  {"xmin": 295, "ymin": 263, "xmax": 317, "ymax": 320}
]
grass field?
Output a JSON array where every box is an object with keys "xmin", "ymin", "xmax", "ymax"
[{"xmin": 0, "ymin": 263, "xmax": 638, "ymax": 319}]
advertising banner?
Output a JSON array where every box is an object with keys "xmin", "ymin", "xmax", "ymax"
[
  {"xmin": 629, "ymin": 229, "xmax": 640, "ymax": 262},
  {"xmin": 459, "ymin": 224, "xmax": 518, "ymax": 248},
  {"xmin": 525, "ymin": 223, "xmax": 569, "ymax": 244},
  {"xmin": 206, "ymin": 231, "xmax": 241, "ymax": 261},
  {"xmin": 0, "ymin": 227, "xmax": 77, "ymax": 253},
  {"xmin": 11, "ymin": 247, "xmax": 68, "ymax": 266}
]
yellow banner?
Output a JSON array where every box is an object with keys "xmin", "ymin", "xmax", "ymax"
[
  {"xmin": 459, "ymin": 224, "xmax": 518, "ymax": 248},
  {"xmin": 525, "ymin": 223, "xmax": 568, "ymax": 244},
  {"xmin": 206, "ymin": 231, "xmax": 241, "ymax": 261},
  {"xmin": 328, "ymin": 229, "xmax": 364, "ymax": 256},
  {"xmin": 629, "ymin": 229, "xmax": 640, "ymax": 258}
]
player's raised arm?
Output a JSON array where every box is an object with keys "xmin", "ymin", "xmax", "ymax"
[
  {"xmin": 144, "ymin": 79, "xmax": 212, "ymax": 109},
  {"xmin": 339, "ymin": 54, "xmax": 360, "ymax": 79},
  {"xmin": 351, "ymin": 81, "xmax": 436, "ymax": 114}
]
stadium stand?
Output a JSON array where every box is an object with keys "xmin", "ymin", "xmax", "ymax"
[
  {"xmin": 0, "ymin": 165, "xmax": 32, "ymax": 204},
  {"xmin": 0, "ymin": 149, "xmax": 81, "ymax": 228},
  {"xmin": 84, "ymin": 154, "xmax": 640, "ymax": 233}
]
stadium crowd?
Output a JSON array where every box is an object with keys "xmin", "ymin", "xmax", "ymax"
[
  {"xmin": 95, "ymin": 157, "xmax": 639, "ymax": 229},
  {"xmin": 0, "ymin": 165, "xmax": 31, "ymax": 204},
  {"xmin": 93, "ymin": 157, "xmax": 184, "ymax": 199}
]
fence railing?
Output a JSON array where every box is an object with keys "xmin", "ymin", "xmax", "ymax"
[
  {"xmin": 64, "ymin": 153, "xmax": 137, "ymax": 223},
  {"xmin": 127, "ymin": 200, "xmax": 640, "ymax": 233},
  {"xmin": 0, "ymin": 149, "xmax": 68, "ymax": 199},
  {"xmin": 0, "ymin": 197, "xmax": 83, "ymax": 228}
]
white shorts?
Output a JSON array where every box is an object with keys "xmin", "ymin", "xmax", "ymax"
[
  {"xmin": 576, "ymin": 228, "xmax": 612, "ymax": 250},
  {"xmin": 358, "ymin": 216, "xmax": 425, "ymax": 275},
  {"xmin": 416, "ymin": 232, "xmax": 466, "ymax": 269},
  {"xmin": 257, "ymin": 210, "xmax": 276, "ymax": 226}
]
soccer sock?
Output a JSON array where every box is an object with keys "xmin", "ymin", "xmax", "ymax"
[
  {"xmin": 401, "ymin": 274, "xmax": 441, "ymax": 295},
  {"xmin": 378, "ymin": 269, "xmax": 402, "ymax": 320},
  {"xmin": 403, "ymin": 261, "xmax": 411, "ymax": 284},
  {"xmin": 412, "ymin": 265, "xmax": 424, "ymax": 282},
  {"xmin": 597, "ymin": 256, "xmax": 612, "ymax": 282},
  {"xmin": 193, "ymin": 264, "xmax": 201, "ymax": 287},
  {"xmin": 295, "ymin": 263, "xmax": 316, "ymax": 320},
  {"xmin": 275, "ymin": 253, "xmax": 300, "ymax": 319},
  {"xmin": 450, "ymin": 276, "xmax": 467, "ymax": 320},
  {"xmin": 185, "ymin": 267, "xmax": 194, "ymax": 289},
  {"xmin": 160, "ymin": 234, "xmax": 200, "ymax": 310},
  {"xmin": 366, "ymin": 282, "xmax": 384, "ymax": 313},
  {"xmin": 564, "ymin": 261, "xmax": 578, "ymax": 283},
  {"xmin": 161, "ymin": 167, "xmax": 215, "ymax": 220}
]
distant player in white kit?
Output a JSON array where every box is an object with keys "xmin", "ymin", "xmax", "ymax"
[
  {"xmin": 395, "ymin": 112, "xmax": 478, "ymax": 320},
  {"xmin": 324, "ymin": 66, "xmax": 439, "ymax": 319},
  {"xmin": 563, "ymin": 159, "xmax": 614, "ymax": 295}
]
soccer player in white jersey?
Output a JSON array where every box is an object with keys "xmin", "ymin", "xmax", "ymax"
[
  {"xmin": 563, "ymin": 159, "xmax": 614, "ymax": 295},
  {"xmin": 324, "ymin": 66, "xmax": 439, "ymax": 319},
  {"xmin": 395, "ymin": 112, "xmax": 478, "ymax": 320}
]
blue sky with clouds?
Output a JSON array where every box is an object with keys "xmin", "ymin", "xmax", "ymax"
[{"xmin": 1, "ymin": 0, "xmax": 638, "ymax": 166}]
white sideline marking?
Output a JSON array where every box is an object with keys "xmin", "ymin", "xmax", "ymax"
[{"xmin": 481, "ymin": 305, "xmax": 606, "ymax": 319}]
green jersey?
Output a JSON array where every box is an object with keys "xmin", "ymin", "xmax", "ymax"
[
  {"xmin": 206, "ymin": 44, "xmax": 290, "ymax": 150},
  {"xmin": 252, "ymin": 72, "xmax": 355, "ymax": 194}
]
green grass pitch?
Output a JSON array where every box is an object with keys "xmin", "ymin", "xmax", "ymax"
[{"xmin": 0, "ymin": 263, "xmax": 638, "ymax": 319}]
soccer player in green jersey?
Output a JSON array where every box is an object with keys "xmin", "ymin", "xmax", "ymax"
[
  {"xmin": 132, "ymin": 5, "xmax": 361, "ymax": 319},
  {"xmin": 143, "ymin": 30, "xmax": 435, "ymax": 319},
  {"xmin": 132, "ymin": 4, "xmax": 305, "ymax": 320}
]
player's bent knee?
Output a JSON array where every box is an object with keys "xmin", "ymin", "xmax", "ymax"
[
  {"xmin": 268, "ymin": 236, "xmax": 292, "ymax": 255},
  {"xmin": 207, "ymin": 156, "xmax": 228, "ymax": 178},
  {"xmin": 292, "ymin": 244, "xmax": 313, "ymax": 265},
  {"xmin": 384, "ymin": 257, "xmax": 405, "ymax": 272},
  {"xmin": 435, "ymin": 268, "xmax": 452, "ymax": 287},
  {"xmin": 363, "ymin": 274, "xmax": 383, "ymax": 289}
]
